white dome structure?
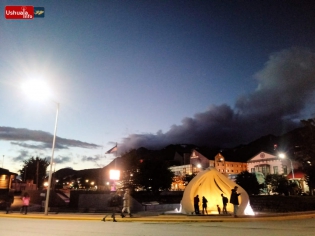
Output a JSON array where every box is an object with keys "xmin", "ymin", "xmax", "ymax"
[{"xmin": 181, "ymin": 167, "xmax": 255, "ymax": 215}]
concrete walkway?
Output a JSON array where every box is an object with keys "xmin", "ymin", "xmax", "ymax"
[{"xmin": 1, "ymin": 210, "xmax": 315, "ymax": 222}]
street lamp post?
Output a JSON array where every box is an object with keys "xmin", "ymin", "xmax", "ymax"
[
  {"xmin": 21, "ymin": 80, "xmax": 59, "ymax": 215},
  {"xmin": 44, "ymin": 102, "xmax": 59, "ymax": 215},
  {"xmin": 279, "ymin": 153, "xmax": 295, "ymax": 179}
]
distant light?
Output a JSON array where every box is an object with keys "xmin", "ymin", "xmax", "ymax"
[
  {"xmin": 197, "ymin": 164, "xmax": 201, "ymax": 168},
  {"xmin": 43, "ymin": 182, "xmax": 48, "ymax": 187}
]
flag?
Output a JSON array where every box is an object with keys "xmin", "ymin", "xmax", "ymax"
[{"xmin": 106, "ymin": 144, "xmax": 117, "ymax": 154}]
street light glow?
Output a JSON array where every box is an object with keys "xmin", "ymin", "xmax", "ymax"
[
  {"xmin": 279, "ymin": 153, "xmax": 285, "ymax": 159},
  {"xmin": 110, "ymin": 169, "xmax": 120, "ymax": 180},
  {"xmin": 21, "ymin": 80, "xmax": 52, "ymax": 101},
  {"xmin": 278, "ymin": 153, "xmax": 295, "ymax": 179}
]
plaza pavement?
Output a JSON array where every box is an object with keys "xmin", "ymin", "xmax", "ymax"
[{"xmin": 1, "ymin": 210, "xmax": 315, "ymax": 223}]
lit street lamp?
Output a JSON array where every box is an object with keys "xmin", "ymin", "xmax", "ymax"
[
  {"xmin": 21, "ymin": 80, "xmax": 59, "ymax": 215},
  {"xmin": 279, "ymin": 153, "xmax": 295, "ymax": 179}
]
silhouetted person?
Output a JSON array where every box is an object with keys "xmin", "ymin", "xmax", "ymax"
[
  {"xmin": 194, "ymin": 195, "xmax": 200, "ymax": 214},
  {"xmin": 5, "ymin": 190, "xmax": 14, "ymax": 214},
  {"xmin": 202, "ymin": 196, "xmax": 208, "ymax": 215},
  {"xmin": 221, "ymin": 193, "xmax": 228, "ymax": 214},
  {"xmin": 230, "ymin": 186, "xmax": 241, "ymax": 217}
]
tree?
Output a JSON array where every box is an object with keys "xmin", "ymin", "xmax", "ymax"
[
  {"xmin": 235, "ymin": 171, "xmax": 261, "ymax": 195},
  {"xmin": 132, "ymin": 157, "xmax": 174, "ymax": 195},
  {"xmin": 19, "ymin": 156, "xmax": 49, "ymax": 189},
  {"xmin": 297, "ymin": 118, "xmax": 315, "ymax": 195},
  {"xmin": 182, "ymin": 173, "xmax": 196, "ymax": 186},
  {"xmin": 265, "ymin": 174, "xmax": 290, "ymax": 195}
]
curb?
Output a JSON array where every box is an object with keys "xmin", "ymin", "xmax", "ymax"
[{"xmin": 1, "ymin": 211, "xmax": 315, "ymax": 222}]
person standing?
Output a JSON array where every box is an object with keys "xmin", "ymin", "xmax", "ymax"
[
  {"xmin": 21, "ymin": 192, "xmax": 30, "ymax": 215},
  {"xmin": 221, "ymin": 193, "xmax": 228, "ymax": 214},
  {"xmin": 121, "ymin": 189, "xmax": 132, "ymax": 217},
  {"xmin": 230, "ymin": 186, "xmax": 241, "ymax": 217},
  {"xmin": 202, "ymin": 196, "xmax": 208, "ymax": 215},
  {"xmin": 193, "ymin": 195, "xmax": 200, "ymax": 214},
  {"xmin": 5, "ymin": 190, "xmax": 14, "ymax": 214}
]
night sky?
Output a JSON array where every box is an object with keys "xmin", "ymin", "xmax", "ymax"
[{"xmin": 1, "ymin": 1, "xmax": 315, "ymax": 173}]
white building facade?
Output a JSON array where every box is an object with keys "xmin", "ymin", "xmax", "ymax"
[{"xmin": 247, "ymin": 152, "xmax": 295, "ymax": 177}]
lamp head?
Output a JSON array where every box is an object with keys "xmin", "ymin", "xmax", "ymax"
[
  {"xmin": 278, "ymin": 153, "xmax": 286, "ymax": 159},
  {"xmin": 21, "ymin": 79, "xmax": 52, "ymax": 101}
]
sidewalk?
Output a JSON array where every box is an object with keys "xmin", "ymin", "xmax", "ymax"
[{"xmin": 1, "ymin": 210, "xmax": 315, "ymax": 222}]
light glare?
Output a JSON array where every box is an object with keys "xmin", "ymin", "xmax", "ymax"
[
  {"xmin": 21, "ymin": 80, "xmax": 52, "ymax": 101},
  {"xmin": 110, "ymin": 169, "xmax": 120, "ymax": 180}
]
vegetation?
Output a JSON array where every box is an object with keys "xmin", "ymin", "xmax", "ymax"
[
  {"xmin": 235, "ymin": 171, "xmax": 261, "ymax": 195},
  {"xmin": 19, "ymin": 156, "xmax": 49, "ymax": 189},
  {"xmin": 182, "ymin": 173, "xmax": 196, "ymax": 186},
  {"xmin": 298, "ymin": 118, "xmax": 315, "ymax": 194},
  {"xmin": 265, "ymin": 174, "xmax": 290, "ymax": 195}
]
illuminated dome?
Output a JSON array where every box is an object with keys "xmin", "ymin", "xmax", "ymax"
[{"xmin": 181, "ymin": 167, "xmax": 254, "ymax": 215}]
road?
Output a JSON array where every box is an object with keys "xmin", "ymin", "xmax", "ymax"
[{"xmin": 1, "ymin": 217, "xmax": 315, "ymax": 236}]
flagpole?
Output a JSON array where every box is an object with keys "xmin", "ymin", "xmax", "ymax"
[
  {"xmin": 115, "ymin": 143, "xmax": 118, "ymax": 169},
  {"xmin": 106, "ymin": 143, "xmax": 119, "ymax": 191}
]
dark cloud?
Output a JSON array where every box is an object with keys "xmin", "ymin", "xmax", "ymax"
[
  {"xmin": 10, "ymin": 142, "xmax": 49, "ymax": 149},
  {"xmin": 12, "ymin": 150, "xmax": 29, "ymax": 162},
  {"xmin": 0, "ymin": 127, "xmax": 101, "ymax": 149},
  {"xmin": 81, "ymin": 154, "xmax": 105, "ymax": 168},
  {"xmin": 81, "ymin": 156, "xmax": 101, "ymax": 162},
  {"xmin": 120, "ymin": 48, "xmax": 315, "ymax": 152},
  {"xmin": 53, "ymin": 156, "xmax": 72, "ymax": 164}
]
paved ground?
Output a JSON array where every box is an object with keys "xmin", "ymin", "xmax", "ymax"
[
  {"xmin": 2, "ymin": 216, "xmax": 315, "ymax": 236},
  {"xmin": 1, "ymin": 210, "xmax": 315, "ymax": 223}
]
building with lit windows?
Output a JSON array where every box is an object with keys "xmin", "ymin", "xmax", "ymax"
[
  {"xmin": 247, "ymin": 151, "xmax": 296, "ymax": 176},
  {"xmin": 169, "ymin": 149, "xmax": 248, "ymax": 190},
  {"xmin": 169, "ymin": 148, "xmax": 308, "ymax": 192},
  {"xmin": 0, "ymin": 168, "xmax": 17, "ymax": 194},
  {"xmin": 209, "ymin": 153, "xmax": 247, "ymax": 176}
]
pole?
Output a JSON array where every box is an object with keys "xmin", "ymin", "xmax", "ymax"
[
  {"xmin": 36, "ymin": 158, "xmax": 39, "ymax": 190},
  {"xmin": 44, "ymin": 102, "xmax": 59, "ymax": 215}
]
